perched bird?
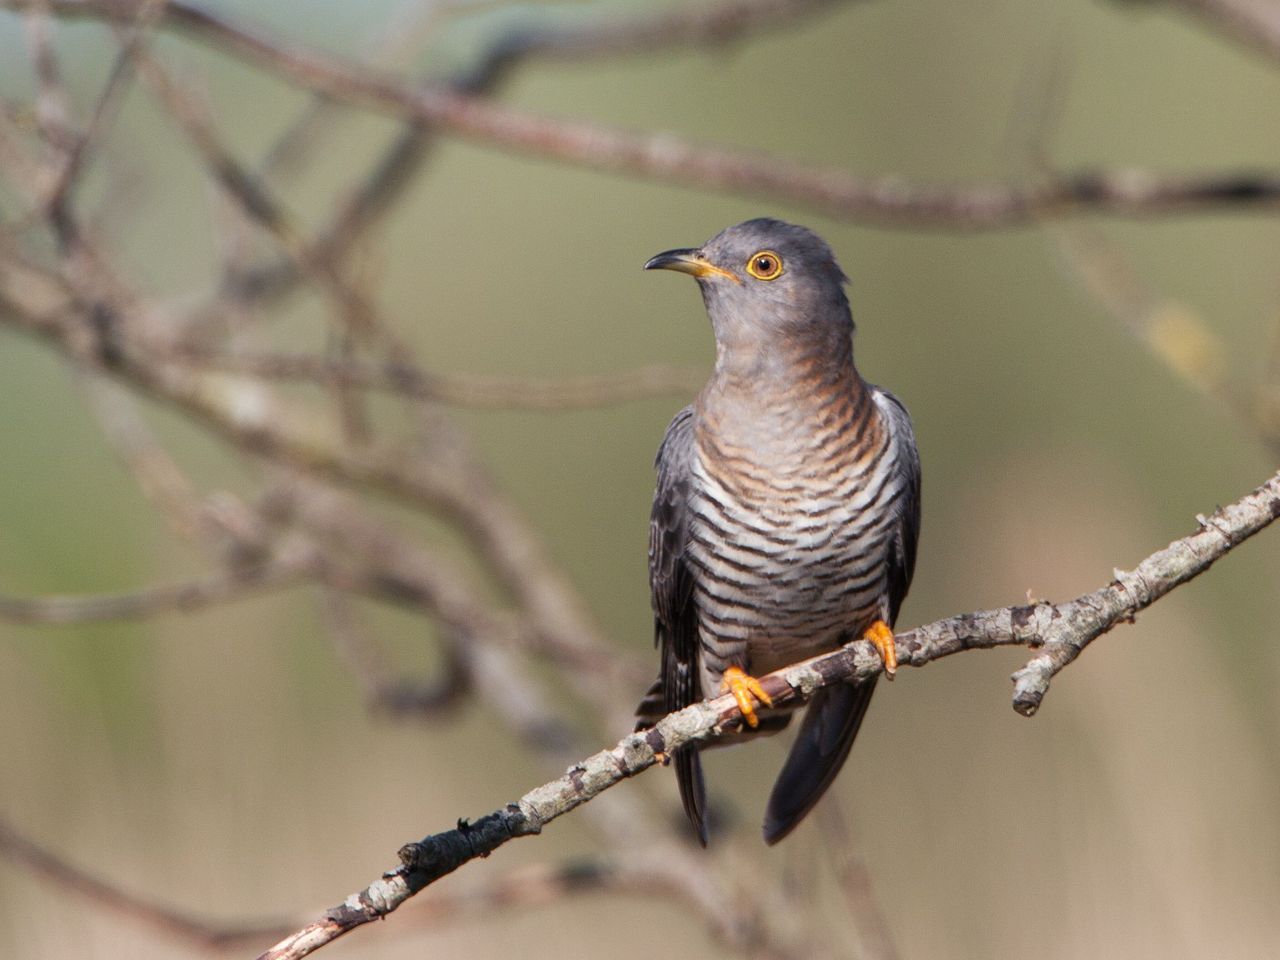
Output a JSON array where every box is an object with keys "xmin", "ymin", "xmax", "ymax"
[{"xmin": 634, "ymin": 219, "xmax": 921, "ymax": 845}]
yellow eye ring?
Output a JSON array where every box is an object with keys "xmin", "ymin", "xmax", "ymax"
[{"xmin": 746, "ymin": 250, "xmax": 783, "ymax": 281}]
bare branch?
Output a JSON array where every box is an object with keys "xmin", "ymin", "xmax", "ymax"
[
  {"xmin": 1140, "ymin": 0, "xmax": 1280, "ymax": 63},
  {"xmin": 254, "ymin": 463, "xmax": 1280, "ymax": 959},
  {"xmin": 0, "ymin": 816, "xmax": 291, "ymax": 950},
  {"xmin": 460, "ymin": 0, "xmax": 847, "ymax": 68},
  {"xmin": 0, "ymin": 551, "xmax": 314, "ymax": 623},
  {"xmin": 1053, "ymin": 224, "xmax": 1280, "ymax": 458},
  {"xmin": 260, "ymin": 0, "xmax": 848, "ymax": 280},
  {"xmin": 12, "ymin": 0, "xmax": 1280, "ymax": 229},
  {"xmin": 157, "ymin": 348, "xmax": 704, "ymax": 410}
]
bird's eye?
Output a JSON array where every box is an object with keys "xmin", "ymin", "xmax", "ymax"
[{"xmin": 746, "ymin": 250, "xmax": 783, "ymax": 281}]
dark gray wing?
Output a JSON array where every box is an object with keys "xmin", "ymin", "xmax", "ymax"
[
  {"xmin": 876, "ymin": 387, "xmax": 921, "ymax": 627},
  {"xmin": 633, "ymin": 406, "xmax": 708, "ymax": 844},
  {"xmin": 763, "ymin": 387, "xmax": 921, "ymax": 845}
]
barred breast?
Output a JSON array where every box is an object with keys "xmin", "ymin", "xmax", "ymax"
[{"xmin": 685, "ymin": 382, "xmax": 907, "ymax": 694}]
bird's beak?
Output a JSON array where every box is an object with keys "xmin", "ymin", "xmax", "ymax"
[{"xmin": 644, "ymin": 248, "xmax": 740, "ymax": 284}]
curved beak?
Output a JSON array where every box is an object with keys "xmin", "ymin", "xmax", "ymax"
[{"xmin": 644, "ymin": 248, "xmax": 740, "ymax": 283}]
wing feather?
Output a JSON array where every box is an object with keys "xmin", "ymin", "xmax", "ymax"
[{"xmin": 636, "ymin": 406, "xmax": 708, "ymax": 844}]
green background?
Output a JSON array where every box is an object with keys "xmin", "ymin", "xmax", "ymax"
[{"xmin": 2, "ymin": 1, "xmax": 1279, "ymax": 957}]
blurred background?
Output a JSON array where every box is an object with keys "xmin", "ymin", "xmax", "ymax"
[{"xmin": 2, "ymin": 1, "xmax": 1279, "ymax": 957}]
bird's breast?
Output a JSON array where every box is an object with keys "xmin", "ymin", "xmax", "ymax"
[{"xmin": 687, "ymin": 386, "xmax": 903, "ymax": 676}]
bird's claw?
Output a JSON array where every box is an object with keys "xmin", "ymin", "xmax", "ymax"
[
  {"xmin": 864, "ymin": 619, "xmax": 897, "ymax": 678},
  {"xmin": 721, "ymin": 665, "xmax": 773, "ymax": 728}
]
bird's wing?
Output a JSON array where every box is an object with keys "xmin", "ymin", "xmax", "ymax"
[
  {"xmin": 874, "ymin": 386, "xmax": 922, "ymax": 626},
  {"xmin": 763, "ymin": 387, "xmax": 921, "ymax": 845},
  {"xmin": 636, "ymin": 406, "xmax": 709, "ymax": 844}
]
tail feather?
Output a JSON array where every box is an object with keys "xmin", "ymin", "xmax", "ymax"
[
  {"xmin": 762, "ymin": 678, "xmax": 877, "ymax": 845},
  {"xmin": 676, "ymin": 746, "xmax": 709, "ymax": 846}
]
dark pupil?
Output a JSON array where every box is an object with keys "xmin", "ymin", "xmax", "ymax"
[{"xmin": 756, "ymin": 256, "xmax": 775, "ymax": 273}]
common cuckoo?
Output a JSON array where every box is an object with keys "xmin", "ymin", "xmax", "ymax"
[{"xmin": 634, "ymin": 219, "xmax": 921, "ymax": 845}]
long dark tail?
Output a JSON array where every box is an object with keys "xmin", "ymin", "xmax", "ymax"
[
  {"xmin": 762, "ymin": 678, "xmax": 877, "ymax": 845},
  {"xmin": 676, "ymin": 746, "xmax": 709, "ymax": 846}
]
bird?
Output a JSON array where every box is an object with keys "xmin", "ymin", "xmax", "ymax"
[{"xmin": 633, "ymin": 218, "xmax": 921, "ymax": 845}]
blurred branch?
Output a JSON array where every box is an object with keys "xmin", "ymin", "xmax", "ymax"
[
  {"xmin": 0, "ymin": 811, "xmax": 727, "ymax": 957},
  {"xmin": 1054, "ymin": 224, "xmax": 1280, "ymax": 458},
  {"xmin": 256, "ymin": 463, "xmax": 1280, "ymax": 958},
  {"xmin": 159, "ymin": 348, "xmax": 705, "ymax": 409},
  {"xmin": 0, "ymin": 816, "xmax": 291, "ymax": 950},
  {"xmin": 131, "ymin": 0, "xmax": 847, "ymax": 304},
  {"xmin": 1135, "ymin": 0, "xmax": 1280, "ymax": 63},
  {"xmin": 10, "ymin": 0, "xmax": 1280, "ymax": 229},
  {"xmin": 0, "ymin": 552, "xmax": 313, "ymax": 623},
  {"xmin": 319, "ymin": 587, "xmax": 475, "ymax": 718},
  {"xmin": 453, "ymin": 0, "xmax": 847, "ymax": 67}
]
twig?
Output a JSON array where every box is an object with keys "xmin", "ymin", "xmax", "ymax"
[
  {"xmin": 40, "ymin": 0, "xmax": 164, "ymax": 223},
  {"xmin": 254, "ymin": 462, "xmax": 1280, "ymax": 959},
  {"xmin": 1053, "ymin": 224, "xmax": 1280, "ymax": 457},
  {"xmin": 12, "ymin": 0, "xmax": 1280, "ymax": 229},
  {"xmin": 1139, "ymin": 0, "xmax": 1280, "ymax": 63},
  {"xmin": 0, "ymin": 552, "xmax": 314, "ymax": 623},
  {"xmin": 0, "ymin": 816, "xmax": 292, "ymax": 950},
  {"xmin": 128, "ymin": 47, "xmax": 381, "ymax": 340},
  {"xmin": 454, "ymin": 0, "xmax": 847, "ymax": 72},
  {"xmin": 203, "ymin": 0, "xmax": 849, "ymax": 303},
  {"xmin": 156, "ymin": 347, "xmax": 704, "ymax": 409},
  {"xmin": 318, "ymin": 587, "xmax": 475, "ymax": 717}
]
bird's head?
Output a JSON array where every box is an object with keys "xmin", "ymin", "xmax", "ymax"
[{"xmin": 644, "ymin": 218, "xmax": 853, "ymax": 355}]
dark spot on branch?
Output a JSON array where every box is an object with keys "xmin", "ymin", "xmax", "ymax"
[
  {"xmin": 368, "ymin": 573, "xmax": 427, "ymax": 606},
  {"xmin": 644, "ymin": 727, "xmax": 666, "ymax": 756},
  {"xmin": 90, "ymin": 303, "xmax": 123, "ymax": 368},
  {"xmin": 1190, "ymin": 176, "xmax": 1280, "ymax": 203},
  {"xmin": 398, "ymin": 806, "xmax": 533, "ymax": 883},
  {"xmin": 559, "ymin": 859, "xmax": 607, "ymax": 888},
  {"xmin": 1065, "ymin": 173, "xmax": 1107, "ymax": 204}
]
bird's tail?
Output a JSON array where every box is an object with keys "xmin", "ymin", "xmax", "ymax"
[{"xmin": 762, "ymin": 678, "xmax": 877, "ymax": 845}]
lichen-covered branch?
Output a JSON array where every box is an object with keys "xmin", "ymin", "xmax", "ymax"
[{"xmin": 255, "ymin": 463, "xmax": 1280, "ymax": 959}]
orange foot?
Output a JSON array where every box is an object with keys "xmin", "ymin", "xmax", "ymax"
[
  {"xmin": 721, "ymin": 665, "xmax": 774, "ymax": 729},
  {"xmin": 864, "ymin": 619, "xmax": 898, "ymax": 679}
]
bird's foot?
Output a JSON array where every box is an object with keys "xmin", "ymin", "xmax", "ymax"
[
  {"xmin": 721, "ymin": 666, "xmax": 773, "ymax": 729},
  {"xmin": 864, "ymin": 619, "xmax": 897, "ymax": 679}
]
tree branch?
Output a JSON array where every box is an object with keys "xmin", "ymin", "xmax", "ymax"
[
  {"xmin": 153, "ymin": 348, "xmax": 705, "ymax": 410},
  {"xmin": 11, "ymin": 0, "xmax": 1280, "ymax": 229},
  {"xmin": 0, "ymin": 816, "xmax": 290, "ymax": 951},
  {"xmin": 0, "ymin": 551, "xmax": 312, "ymax": 623},
  {"xmin": 1140, "ymin": 0, "xmax": 1280, "ymax": 64},
  {"xmin": 254, "ymin": 463, "xmax": 1280, "ymax": 960}
]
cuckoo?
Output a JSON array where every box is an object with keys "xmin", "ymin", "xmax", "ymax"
[{"xmin": 634, "ymin": 219, "xmax": 921, "ymax": 845}]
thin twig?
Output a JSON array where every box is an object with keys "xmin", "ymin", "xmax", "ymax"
[
  {"xmin": 1140, "ymin": 0, "xmax": 1280, "ymax": 63},
  {"xmin": 0, "ymin": 553, "xmax": 314, "ymax": 623},
  {"xmin": 1053, "ymin": 224, "xmax": 1280, "ymax": 457},
  {"xmin": 0, "ymin": 816, "xmax": 292, "ymax": 950},
  {"xmin": 156, "ymin": 347, "xmax": 704, "ymax": 409}
]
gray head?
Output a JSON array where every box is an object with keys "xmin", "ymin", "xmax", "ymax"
[{"xmin": 644, "ymin": 218, "xmax": 853, "ymax": 358}]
